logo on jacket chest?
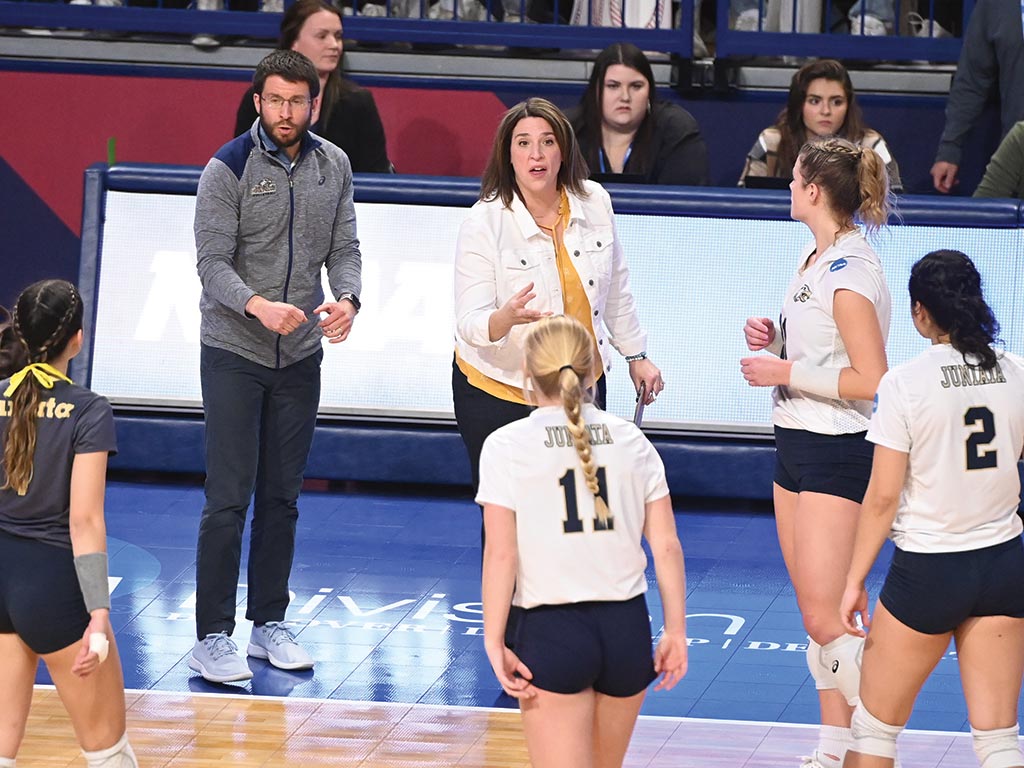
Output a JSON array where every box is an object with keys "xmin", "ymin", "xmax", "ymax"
[
  {"xmin": 251, "ymin": 178, "xmax": 277, "ymax": 196},
  {"xmin": 792, "ymin": 284, "xmax": 812, "ymax": 303}
]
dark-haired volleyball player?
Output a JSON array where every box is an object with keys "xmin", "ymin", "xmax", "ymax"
[
  {"xmin": 0, "ymin": 279, "xmax": 137, "ymax": 768},
  {"xmin": 841, "ymin": 250, "xmax": 1024, "ymax": 768}
]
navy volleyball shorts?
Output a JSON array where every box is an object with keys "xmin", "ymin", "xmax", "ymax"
[
  {"xmin": 0, "ymin": 528, "xmax": 90, "ymax": 654},
  {"xmin": 880, "ymin": 536, "xmax": 1024, "ymax": 635},
  {"xmin": 774, "ymin": 427, "xmax": 874, "ymax": 503},
  {"xmin": 506, "ymin": 593, "xmax": 657, "ymax": 697}
]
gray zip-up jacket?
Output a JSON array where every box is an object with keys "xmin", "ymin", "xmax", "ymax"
[
  {"xmin": 935, "ymin": 0, "xmax": 1024, "ymax": 167},
  {"xmin": 194, "ymin": 121, "xmax": 361, "ymax": 369}
]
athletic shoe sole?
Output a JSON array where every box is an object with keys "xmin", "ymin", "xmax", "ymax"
[
  {"xmin": 188, "ymin": 655, "xmax": 254, "ymax": 683},
  {"xmin": 247, "ymin": 643, "xmax": 315, "ymax": 671}
]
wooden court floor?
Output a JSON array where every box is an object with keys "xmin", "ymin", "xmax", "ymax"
[{"xmin": 19, "ymin": 686, "xmax": 994, "ymax": 767}]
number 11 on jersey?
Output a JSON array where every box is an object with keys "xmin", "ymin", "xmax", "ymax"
[{"xmin": 559, "ymin": 467, "xmax": 613, "ymax": 533}]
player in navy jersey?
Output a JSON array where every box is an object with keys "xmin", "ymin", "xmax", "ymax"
[
  {"xmin": 0, "ymin": 280, "xmax": 137, "ymax": 768},
  {"xmin": 478, "ymin": 315, "xmax": 687, "ymax": 768},
  {"xmin": 741, "ymin": 137, "xmax": 893, "ymax": 768},
  {"xmin": 841, "ymin": 250, "xmax": 1024, "ymax": 768}
]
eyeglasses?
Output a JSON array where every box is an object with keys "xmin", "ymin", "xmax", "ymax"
[{"xmin": 259, "ymin": 95, "xmax": 311, "ymax": 111}]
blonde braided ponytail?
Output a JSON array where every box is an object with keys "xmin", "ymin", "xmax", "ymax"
[{"xmin": 524, "ymin": 316, "xmax": 610, "ymax": 524}]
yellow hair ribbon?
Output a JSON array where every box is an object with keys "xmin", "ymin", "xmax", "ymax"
[{"xmin": 3, "ymin": 363, "xmax": 72, "ymax": 398}]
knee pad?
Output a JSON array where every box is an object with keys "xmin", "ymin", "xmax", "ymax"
[
  {"xmin": 806, "ymin": 638, "xmax": 838, "ymax": 691},
  {"xmin": 83, "ymin": 733, "xmax": 138, "ymax": 768},
  {"xmin": 0, "ymin": 757, "xmax": 16, "ymax": 767},
  {"xmin": 820, "ymin": 633, "xmax": 864, "ymax": 705},
  {"xmin": 851, "ymin": 702, "xmax": 903, "ymax": 760},
  {"xmin": 972, "ymin": 724, "xmax": 1023, "ymax": 768}
]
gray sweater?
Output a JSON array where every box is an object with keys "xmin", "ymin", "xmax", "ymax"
[
  {"xmin": 936, "ymin": 0, "xmax": 1024, "ymax": 167},
  {"xmin": 195, "ymin": 121, "xmax": 362, "ymax": 369}
]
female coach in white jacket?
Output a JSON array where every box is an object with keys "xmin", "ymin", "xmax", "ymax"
[{"xmin": 453, "ymin": 97, "xmax": 664, "ymax": 497}]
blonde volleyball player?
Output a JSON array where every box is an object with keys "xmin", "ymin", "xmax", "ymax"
[
  {"xmin": 478, "ymin": 315, "xmax": 687, "ymax": 768},
  {"xmin": 841, "ymin": 250, "xmax": 1024, "ymax": 768},
  {"xmin": 740, "ymin": 138, "xmax": 893, "ymax": 768},
  {"xmin": 0, "ymin": 280, "xmax": 137, "ymax": 768}
]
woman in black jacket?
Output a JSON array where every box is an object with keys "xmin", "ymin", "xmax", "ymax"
[
  {"xmin": 570, "ymin": 43, "xmax": 708, "ymax": 187},
  {"xmin": 235, "ymin": 0, "xmax": 393, "ymax": 173}
]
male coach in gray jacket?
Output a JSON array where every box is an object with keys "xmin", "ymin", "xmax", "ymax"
[{"xmin": 190, "ymin": 49, "xmax": 362, "ymax": 683}]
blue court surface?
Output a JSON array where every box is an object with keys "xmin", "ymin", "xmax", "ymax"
[{"xmin": 42, "ymin": 478, "xmax": 1012, "ymax": 734}]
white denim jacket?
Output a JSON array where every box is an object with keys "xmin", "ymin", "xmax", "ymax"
[{"xmin": 454, "ymin": 180, "xmax": 647, "ymax": 387}]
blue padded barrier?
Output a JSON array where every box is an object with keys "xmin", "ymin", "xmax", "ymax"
[
  {"xmin": 109, "ymin": 413, "xmax": 778, "ymax": 498},
  {"xmin": 100, "ymin": 164, "xmax": 1024, "ymax": 226},
  {"xmin": 81, "ymin": 163, "xmax": 1024, "ymax": 498}
]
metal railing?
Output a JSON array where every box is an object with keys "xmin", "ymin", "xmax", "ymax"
[{"xmin": 0, "ymin": 0, "xmax": 965, "ymax": 61}]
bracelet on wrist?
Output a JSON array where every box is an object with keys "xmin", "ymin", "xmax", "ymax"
[{"xmin": 625, "ymin": 352, "xmax": 647, "ymax": 363}]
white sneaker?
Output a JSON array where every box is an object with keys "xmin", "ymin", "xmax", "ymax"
[
  {"xmin": 849, "ymin": 13, "xmax": 888, "ymax": 35},
  {"xmin": 734, "ymin": 8, "xmax": 762, "ymax": 30},
  {"xmin": 907, "ymin": 11, "xmax": 951, "ymax": 37},
  {"xmin": 191, "ymin": 33, "xmax": 220, "ymax": 49},
  {"xmin": 190, "ymin": 633, "xmax": 254, "ymax": 683},
  {"xmin": 248, "ymin": 622, "xmax": 315, "ymax": 671},
  {"xmin": 799, "ymin": 756, "xmax": 827, "ymax": 768}
]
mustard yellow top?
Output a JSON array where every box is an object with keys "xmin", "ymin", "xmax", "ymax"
[{"xmin": 457, "ymin": 190, "xmax": 602, "ymax": 404}]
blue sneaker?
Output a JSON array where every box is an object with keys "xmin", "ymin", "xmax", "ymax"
[
  {"xmin": 189, "ymin": 633, "xmax": 253, "ymax": 683},
  {"xmin": 247, "ymin": 622, "xmax": 314, "ymax": 671}
]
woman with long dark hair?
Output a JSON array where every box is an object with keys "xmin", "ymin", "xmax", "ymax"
[
  {"xmin": 740, "ymin": 59, "xmax": 902, "ymax": 193},
  {"xmin": 0, "ymin": 280, "xmax": 137, "ymax": 768},
  {"xmin": 453, "ymin": 96, "xmax": 664, "ymax": 504},
  {"xmin": 570, "ymin": 43, "xmax": 708, "ymax": 186},
  {"xmin": 840, "ymin": 250, "xmax": 1024, "ymax": 768},
  {"xmin": 234, "ymin": 0, "xmax": 392, "ymax": 172}
]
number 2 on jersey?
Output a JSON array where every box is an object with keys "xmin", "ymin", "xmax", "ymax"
[
  {"xmin": 559, "ymin": 467, "xmax": 613, "ymax": 533},
  {"xmin": 964, "ymin": 406, "xmax": 997, "ymax": 470}
]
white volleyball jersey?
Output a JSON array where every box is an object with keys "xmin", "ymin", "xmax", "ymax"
[
  {"xmin": 867, "ymin": 346, "xmax": 1024, "ymax": 553},
  {"xmin": 772, "ymin": 231, "xmax": 891, "ymax": 435},
  {"xmin": 477, "ymin": 403, "xmax": 670, "ymax": 609}
]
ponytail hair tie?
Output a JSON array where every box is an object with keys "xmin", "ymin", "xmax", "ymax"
[{"xmin": 559, "ymin": 365, "xmax": 575, "ymax": 374}]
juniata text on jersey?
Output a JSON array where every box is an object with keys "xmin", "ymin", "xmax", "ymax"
[
  {"xmin": 543, "ymin": 423, "xmax": 615, "ymax": 448},
  {"xmin": 939, "ymin": 362, "xmax": 1006, "ymax": 389}
]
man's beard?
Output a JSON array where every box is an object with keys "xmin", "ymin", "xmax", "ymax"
[{"xmin": 260, "ymin": 114, "xmax": 309, "ymax": 150}]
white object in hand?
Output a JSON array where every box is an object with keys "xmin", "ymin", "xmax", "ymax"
[{"xmin": 89, "ymin": 632, "xmax": 109, "ymax": 663}]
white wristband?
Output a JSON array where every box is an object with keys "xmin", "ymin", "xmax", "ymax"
[
  {"xmin": 789, "ymin": 360, "xmax": 842, "ymax": 399},
  {"xmin": 89, "ymin": 632, "xmax": 110, "ymax": 663}
]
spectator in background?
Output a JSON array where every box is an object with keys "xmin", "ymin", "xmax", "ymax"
[
  {"xmin": 739, "ymin": 59, "xmax": 903, "ymax": 193},
  {"xmin": 235, "ymin": 0, "xmax": 393, "ymax": 173},
  {"xmin": 570, "ymin": 0, "xmax": 670, "ymax": 28},
  {"xmin": 569, "ymin": 43, "xmax": 709, "ymax": 186},
  {"xmin": 931, "ymin": 0, "xmax": 1024, "ymax": 193},
  {"xmin": 974, "ymin": 121, "xmax": 1024, "ymax": 198},
  {"xmin": 730, "ymin": 0, "xmax": 894, "ymax": 34}
]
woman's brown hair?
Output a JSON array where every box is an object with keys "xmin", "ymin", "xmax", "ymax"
[
  {"xmin": 480, "ymin": 98, "xmax": 590, "ymax": 208},
  {"xmin": 2, "ymin": 280, "xmax": 82, "ymax": 496},
  {"xmin": 774, "ymin": 59, "xmax": 870, "ymax": 180},
  {"xmin": 572, "ymin": 43, "xmax": 658, "ymax": 177},
  {"xmin": 278, "ymin": 0, "xmax": 355, "ymax": 131}
]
